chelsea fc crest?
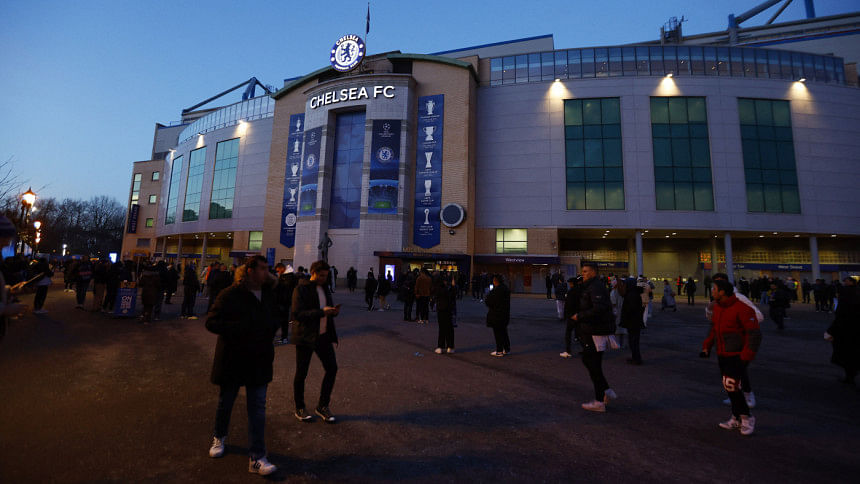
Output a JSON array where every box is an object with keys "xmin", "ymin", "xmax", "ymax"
[
  {"xmin": 330, "ymin": 34, "xmax": 365, "ymax": 72},
  {"xmin": 377, "ymin": 146, "xmax": 393, "ymax": 164},
  {"xmin": 306, "ymin": 154, "xmax": 316, "ymax": 168}
]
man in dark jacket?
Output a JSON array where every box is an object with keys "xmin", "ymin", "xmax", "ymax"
[
  {"xmin": 826, "ymin": 277, "xmax": 860, "ymax": 384},
  {"xmin": 364, "ymin": 272, "xmax": 378, "ymax": 311},
  {"xmin": 400, "ymin": 271, "xmax": 416, "ymax": 321},
  {"xmin": 291, "ymin": 260, "xmax": 340, "ymax": 424},
  {"xmin": 274, "ymin": 263, "xmax": 299, "ymax": 344},
  {"xmin": 434, "ymin": 277, "xmax": 455, "ymax": 354},
  {"xmin": 573, "ymin": 262, "xmax": 617, "ymax": 412},
  {"xmin": 208, "ymin": 264, "xmax": 232, "ymax": 312},
  {"xmin": 204, "ymin": 255, "xmax": 278, "ymax": 474},
  {"xmin": 618, "ymin": 278, "xmax": 645, "ymax": 364},
  {"xmin": 485, "ymin": 275, "xmax": 511, "ymax": 356},
  {"xmin": 164, "ymin": 263, "xmax": 180, "ymax": 304},
  {"xmin": 181, "ymin": 264, "xmax": 200, "ymax": 319}
]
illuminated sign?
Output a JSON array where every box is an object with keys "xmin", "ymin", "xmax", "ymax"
[{"xmin": 309, "ymin": 85, "xmax": 395, "ymax": 109}]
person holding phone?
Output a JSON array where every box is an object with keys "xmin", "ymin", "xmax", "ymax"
[{"xmin": 291, "ymin": 260, "xmax": 340, "ymax": 423}]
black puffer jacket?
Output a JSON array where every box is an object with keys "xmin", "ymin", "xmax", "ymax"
[
  {"xmin": 576, "ymin": 277, "xmax": 615, "ymax": 336},
  {"xmin": 205, "ymin": 283, "xmax": 279, "ymax": 386},
  {"xmin": 291, "ymin": 278, "xmax": 338, "ymax": 347},
  {"xmin": 485, "ymin": 283, "xmax": 511, "ymax": 328}
]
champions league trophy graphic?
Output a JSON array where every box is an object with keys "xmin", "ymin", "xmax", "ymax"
[
  {"xmin": 295, "ymin": 118, "xmax": 302, "ymax": 132},
  {"xmin": 426, "ymin": 99, "xmax": 435, "ymax": 115},
  {"xmin": 423, "ymin": 208, "xmax": 430, "ymax": 225},
  {"xmin": 288, "ymin": 187, "xmax": 297, "ymax": 202},
  {"xmin": 424, "ymin": 151, "xmax": 433, "ymax": 169},
  {"xmin": 290, "ymin": 163, "xmax": 299, "ymax": 177},
  {"xmin": 424, "ymin": 179, "xmax": 432, "ymax": 197},
  {"xmin": 293, "ymin": 138, "xmax": 300, "ymax": 153},
  {"xmin": 423, "ymin": 126, "xmax": 435, "ymax": 141}
]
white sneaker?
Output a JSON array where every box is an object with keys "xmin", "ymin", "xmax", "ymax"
[
  {"xmin": 209, "ymin": 436, "xmax": 226, "ymax": 458},
  {"xmin": 434, "ymin": 347, "xmax": 443, "ymax": 354},
  {"xmin": 740, "ymin": 415, "xmax": 756, "ymax": 436},
  {"xmin": 559, "ymin": 352, "xmax": 572, "ymax": 358},
  {"xmin": 249, "ymin": 456, "xmax": 277, "ymax": 475},
  {"xmin": 718, "ymin": 415, "xmax": 741, "ymax": 430},
  {"xmin": 490, "ymin": 351, "xmax": 504, "ymax": 357},
  {"xmin": 745, "ymin": 392, "xmax": 756, "ymax": 409},
  {"xmin": 603, "ymin": 388, "xmax": 617, "ymax": 404},
  {"xmin": 581, "ymin": 400, "xmax": 606, "ymax": 412}
]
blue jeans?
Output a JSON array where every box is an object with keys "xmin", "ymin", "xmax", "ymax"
[{"xmin": 214, "ymin": 384, "xmax": 268, "ymax": 459}]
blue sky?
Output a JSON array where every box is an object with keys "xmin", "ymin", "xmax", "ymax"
[{"xmin": 0, "ymin": 0, "xmax": 853, "ymax": 204}]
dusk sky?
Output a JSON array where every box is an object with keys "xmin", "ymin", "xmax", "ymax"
[{"xmin": 0, "ymin": 0, "xmax": 853, "ymax": 205}]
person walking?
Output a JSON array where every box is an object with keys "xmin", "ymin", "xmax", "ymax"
[
  {"xmin": 618, "ymin": 277, "xmax": 645, "ymax": 364},
  {"xmin": 31, "ymin": 257, "xmax": 53, "ymax": 314},
  {"xmin": 573, "ymin": 262, "xmax": 617, "ymax": 412},
  {"xmin": 291, "ymin": 260, "xmax": 340, "ymax": 424},
  {"xmin": 485, "ymin": 274, "xmax": 511, "ymax": 356},
  {"xmin": 137, "ymin": 264, "xmax": 161, "ymax": 324},
  {"xmin": 72, "ymin": 259, "xmax": 93, "ymax": 309},
  {"xmin": 545, "ymin": 274, "xmax": 553, "ymax": 299},
  {"xmin": 400, "ymin": 271, "xmax": 415, "ymax": 321},
  {"xmin": 376, "ymin": 274, "xmax": 392, "ymax": 311},
  {"xmin": 208, "ymin": 264, "xmax": 232, "ymax": 312},
  {"xmin": 560, "ymin": 276, "xmax": 581, "ymax": 358},
  {"xmin": 768, "ymin": 281, "xmax": 790, "ymax": 330},
  {"xmin": 415, "ymin": 269, "xmax": 432, "ymax": 324},
  {"xmin": 825, "ymin": 277, "xmax": 860, "ymax": 384},
  {"xmin": 164, "ymin": 263, "xmax": 180, "ymax": 304},
  {"xmin": 364, "ymin": 272, "xmax": 377, "ymax": 311},
  {"xmin": 205, "ymin": 256, "xmax": 279, "ymax": 475},
  {"xmin": 434, "ymin": 276, "xmax": 455, "ymax": 354},
  {"xmin": 346, "ymin": 267, "xmax": 357, "ymax": 293},
  {"xmin": 181, "ymin": 264, "xmax": 201, "ymax": 319},
  {"xmin": 801, "ymin": 278, "xmax": 812, "ymax": 304},
  {"xmin": 701, "ymin": 279, "xmax": 762, "ymax": 436},
  {"xmin": 273, "ymin": 263, "xmax": 298, "ymax": 343},
  {"xmin": 704, "ymin": 274, "xmax": 712, "ymax": 299},
  {"xmin": 661, "ymin": 280, "xmax": 677, "ymax": 312},
  {"xmin": 685, "ymin": 277, "xmax": 697, "ymax": 305},
  {"xmin": 554, "ymin": 275, "xmax": 567, "ymax": 320}
]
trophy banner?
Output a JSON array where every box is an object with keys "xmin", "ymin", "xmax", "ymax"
[
  {"xmin": 413, "ymin": 94, "xmax": 443, "ymax": 248},
  {"xmin": 280, "ymin": 113, "xmax": 305, "ymax": 247},
  {"xmin": 298, "ymin": 126, "xmax": 322, "ymax": 216},
  {"xmin": 368, "ymin": 119, "xmax": 401, "ymax": 214}
]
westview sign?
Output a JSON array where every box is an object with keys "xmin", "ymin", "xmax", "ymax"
[{"xmin": 309, "ymin": 85, "xmax": 395, "ymax": 109}]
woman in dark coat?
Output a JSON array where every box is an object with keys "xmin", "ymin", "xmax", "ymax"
[
  {"xmin": 485, "ymin": 275, "xmax": 511, "ymax": 356},
  {"xmin": 364, "ymin": 273, "xmax": 378, "ymax": 311},
  {"xmin": 137, "ymin": 264, "xmax": 161, "ymax": 324},
  {"xmin": 204, "ymin": 255, "xmax": 279, "ymax": 474},
  {"xmin": 618, "ymin": 278, "xmax": 645, "ymax": 364},
  {"xmin": 434, "ymin": 277, "xmax": 455, "ymax": 354},
  {"xmin": 826, "ymin": 278, "xmax": 860, "ymax": 384}
]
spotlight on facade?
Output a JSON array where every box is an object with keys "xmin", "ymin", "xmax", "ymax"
[
  {"xmin": 831, "ymin": 234, "xmax": 837, "ymax": 237},
  {"xmin": 666, "ymin": 72, "xmax": 673, "ymax": 78},
  {"xmin": 797, "ymin": 77, "xmax": 806, "ymax": 83},
  {"xmin": 554, "ymin": 78, "xmax": 561, "ymax": 82}
]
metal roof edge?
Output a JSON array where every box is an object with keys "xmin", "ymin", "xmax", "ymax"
[
  {"xmin": 271, "ymin": 65, "xmax": 334, "ymax": 100},
  {"xmin": 386, "ymin": 53, "xmax": 478, "ymax": 80},
  {"xmin": 430, "ymin": 34, "xmax": 554, "ymax": 55}
]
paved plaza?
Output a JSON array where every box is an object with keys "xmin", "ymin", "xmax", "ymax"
[{"xmin": 1, "ymin": 282, "xmax": 858, "ymax": 483}]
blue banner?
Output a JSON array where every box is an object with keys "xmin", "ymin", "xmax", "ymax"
[
  {"xmin": 266, "ymin": 247, "xmax": 276, "ymax": 267},
  {"xmin": 413, "ymin": 94, "xmax": 443, "ymax": 248},
  {"xmin": 368, "ymin": 120, "xmax": 400, "ymax": 214},
  {"xmin": 299, "ymin": 127, "xmax": 322, "ymax": 216},
  {"xmin": 127, "ymin": 204, "xmax": 139, "ymax": 234},
  {"xmin": 280, "ymin": 113, "xmax": 304, "ymax": 247},
  {"xmin": 113, "ymin": 283, "xmax": 138, "ymax": 316}
]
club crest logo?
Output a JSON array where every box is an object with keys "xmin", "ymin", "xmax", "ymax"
[
  {"xmin": 285, "ymin": 213, "xmax": 297, "ymax": 227},
  {"xmin": 306, "ymin": 154, "xmax": 316, "ymax": 168},
  {"xmin": 330, "ymin": 34, "xmax": 365, "ymax": 72},
  {"xmin": 377, "ymin": 146, "xmax": 394, "ymax": 163}
]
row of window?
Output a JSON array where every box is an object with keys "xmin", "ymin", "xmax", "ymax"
[
  {"xmin": 562, "ymin": 96, "xmax": 800, "ymax": 214},
  {"xmin": 178, "ymin": 95, "xmax": 274, "ymax": 144},
  {"xmin": 490, "ymin": 45, "xmax": 845, "ymax": 86},
  {"xmin": 164, "ymin": 138, "xmax": 240, "ymax": 224}
]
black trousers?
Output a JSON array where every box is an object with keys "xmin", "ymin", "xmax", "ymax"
[
  {"xmin": 416, "ymin": 297, "xmax": 430, "ymax": 321},
  {"xmin": 365, "ymin": 292, "xmax": 374, "ymax": 310},
  {"xmin": 628, "ymin": 326, "xmax": 642, "ymax": 362},
  {"xmin": 687, "ymin": 293, "xmax": 695, "ymax": 305},
  {"xmin": 491, "ymin": 325, "xmax": 510, "ymax": 353},
  {"xmin": 279, "ymin": 314, "xmax": 290, "ymax": 341},
  {"xmin": 718, "ymin": 356, "xmax": 751, "ymax": 417},
  {"xmin": 546, "ymin": 287, "xmax": 552, "ymax": 299},
  {"xmin": 34, "ymin": 286, "xmax": 49, "ymax": 310},
  {"xmin": 564, "ymin": 321, "xmax": 575, "ymax": 353},
  {"xmin": 769, "ymin": 305, "xmax": 786, "ymax": 329},
  {"xmin": 581, "ymin": 338, "xmax": 609, "ymax": 401},
  {"xmin": 181, "ymin": 286, "xmax": 197, "ymax": 317},
  {"xmin": 802, "ymin": 291, "xmax": 810, "ymax": 303},
  {"xmin": 403, "ymin": 298, "xmax": 414, "ymax": 320},
  {"xmin": 437, "ymin": 310, "xmax": 454, "ymax": 349},
  {"xmin": 294, "ymin": 334, "xmax": 338, "ymax": 410}
]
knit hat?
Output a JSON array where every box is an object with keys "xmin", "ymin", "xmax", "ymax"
[{"xmin": 0, "ymin": 215, "xmax": 17, "ymax": 237}]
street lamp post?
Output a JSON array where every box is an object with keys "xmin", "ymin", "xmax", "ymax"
[
  {"xmin": 18, "ymin": 187, "xmax": 36, "ymax": 254},
  {"xmin": 33, "ymin": 220, "xmax": 42, "ymax": 255}
]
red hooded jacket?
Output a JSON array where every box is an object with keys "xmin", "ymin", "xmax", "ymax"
[{"xmin": 702, "ymin": 294, "xmax": 762, "ymax": 361}]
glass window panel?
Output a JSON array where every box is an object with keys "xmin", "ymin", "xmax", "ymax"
[
  {"xmin": 762, "ymin": 169, "xmax": 779, "ymax": 184},
  {"xmin": 673, "ymin": 166, "xmax": 692, "ymax": 182},
  {"xmin": 741, "ymin": 125, "xmax": 758, "ymax": 139},
  {"xmin": 674, "ymin": 183, "xmax": 694, "ymax": 210},
  {"xmin": 691, "ymin": 140, "xmax": 711, "ymax": 166},
  {"xmin": 653, "ymin": 138, "xmax": 672, "ymax": 166},
  {"xmin": 671, "ymin": 138, "xmax": 691, "ymax": 165},
  {"xmin": 182, "ymin": 147, "xmax": 206, "ymax": 221},
  {"xmin": 717, "ymin": 47, "xmax": 730, "ymax": 75},
  {"xmin": 649, "ymin": 46, "xmax": 664, "ymax": 75},
  {"xmin": 503, "ymin": 56, "xmax": 516, "ymax": 84},
  {"xmin": 777, "ymin": 142, "xmax": 795, "ymax": 168},
  {"xmin": 779, "ymin": 170, "xmax": 797, "ymax": 185},
  {"xmin": 804, "ymin": 54, "xmax": 815, "ymax": 79},
  {"xmin": 652, "ymin": 124, "xmax": 670, "ymax": 137},
  {"xmin": 516, "ymin": 54, "xmax": 528, "ymax": 83},
  {"xmin": 565, "ymin": 140, "xmax": 584, "ymax": 167},
  {"xmin": 583, "ymin": 99, "xmax": 601, "ymax": 124},
  {"xmin": 768, "ymin": 50, "xmax": 781, "ymax": 79},
  {"xmin": 835, "ymin": 59, "xmax": 845, "ymax": 83},
  {"xmin": 650, "ymin": 98, "xmax": 669, "ymax": 124},
  {"xmin": 567, "ymin": 168, "xmax": 585, "ymax": 182},
  {"xmin": 581, "ymin": 49, "xmax": 595, "ymax": 77},
  {"xmin": 689, "ymin": 124, "xmax": 708, "ymax": 138},
  {"xmin": 565, "ymin": 125, "xmax": 583, "ymax": 138},
  {"xmin": 668, "ymin": 98, "xmax": 687, "ymax": 123},
  {"xmin": 656, "ymin": 182, "xmax": 675, "ymax": 210},
  {"xmin": 756, "ymin": 49, "xmax": 768, "ymax": 77},
  {"xmin": 677, "ymin": 46, "xmax": 690, "ymax": 75},
  {"xmin": 792, "ymin": 53, "xmax": 804, "ymax": 79},
  {"xmin": 663, "ymin": 46, "xmax": 677, "ymax": 75},
  {"xmin": 636, "ymin": 46, "xmax": 650, "ymax": 75},
  {"xmin": 603, "ymin": 139, "xmax": 622, "ymax": 166},
  {"xmin": 605, "ymin": 182, "xmax": 624, "ymax": 209},
  {"xmin": 655, "ymin": 167, "xmax": 673, "ymax": 181},
  {"xmin": 781, "ymin": 186, "xmax": 800, "ymax": 213},
  {"xmin": 704, "ymin": 47, "xmax": 718, "ymax": 75},
  {"xmin": 584, "ymin": 125, "xmax": 602, "ymax": 138},
  {"xmin": 601, "ymin": 98, "xmax": 620, "ymax": 124},
  {"xmin": 755, "ymin": 100, "xmax": 773, "ymax": 125},
  {"xmin": 542, "ymin": 52, "xmax": 555, "ymax": 81},
  {"xmin": 585, "ymin": 167, "xmax": 603, "ymax": 181},
  {"xmin": 584, "ymin": 139, "xmax": 603, "ymax": 166},
  {"xmin": 609, "ymin": 48, "xmax": 622, "ymax": 77},
  {"xmin": 133, "ymin": 173, "xmax": 142, "ymax": 181},
  {"xmin": 772, "ymin": 101, "xmax": 790, "ymax": 127},
  {"xmin": 780, "ymin": 51, "xmax": 793, "ymax": 79},
  {"xmin": 563, "ymin": 99, "xmax": 582, "ymax": 125},
  {"xmin": 567, "ymin": 50, "xmax": 582, "ymax": 78},
  {"xmin": 604, "ymin": 167, "xmax": 623, "ymax": 181},
  {"xmin": 745, "ymin": 168, "xmax": 762, "ymax": 183},
  {"xmin": 738, "ymin": 99, "xmax": 756, "ymax": 124},
  {"xmin": 595, "ymin": 48, "xmax": 609, "ymax": 77},
  {"xmin": 622, "ymin": 47, "xmax": 636, "ymax": 75},
  {"xmin": 824, "ymin": 57, "xmax": 835, "ymax": 83},
  {"xmin": 691, "ymin": 46, "xmax": 705, "ymax": 75},
  {"xmin": 602, "ymin": 124, "xmax": 621, "ymax": 138},
  {"xmin": 757, "ymin": 125, "xmax": 775, "ymax": 140},
  {"xmin": 692, "ymin": 167, "xmax": 712, "ymax": 182},
  {"xmin": 747, "ymin": 183, "xmax": 764, "ymax": 211},
  {"xmin": 567, "ymin": 183, "xmax": 586, "ymax": 210},
  {"xmin": 554, "ymin": 50, "xmax": 568, "ymax": 79},
  {"xmin": 764, "ymin": 184, "xmax": 782, "ymax": 212},
  {"xmin": 742, "ymin": 140, "xmax": 760, "ymax": 167},
  {"xmin": 694, "ymin": 183, "xmax": 714, "ymax": 211},
  {"xmin": 585, "ymin": 183, "xmax": 605, "ymax": 210},
  {"xmin": 741, "ymin": 48, "xmax": 755, "ymax": 77},
  {"xmin": 759, "ymin": 141, "xmax": 778, "ymax": 168},
  {"xmin": 330, "ymin": 111, "xmax": 366, "ymax": 228},
  {"xmin": 165, "ymin": 155, "xmax": 182, "ymax": 224},
  {"xmin": 670, "ymin": 125, "xmax": 688, "ymax": 138},
  {"xmin": 687, "ymin": 97, "xmax": 706, "ymax": 123}
]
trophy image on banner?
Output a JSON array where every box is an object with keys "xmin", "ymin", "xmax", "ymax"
[
  {"xmin": 288, "ymin": 187, "xmax": 297, "ymax": 202},
  {"xmin": 295, "ymin": 119, "xmax": 302, "ymax": 132},
  {"xmin": 423, "ymin": 208, "xmax": 430, "ymax": 225},
  {"xmin": 293, "ymin": 139, "xmax": 300, "ymax": 153},
  {"xmin": 426, "ymin": 99, "xmax": 435, "ymax": 115},
  {"xmin": 423, "ymin": 126, "xmax": 435, "ymax": 141},
  {"xmin": 424, "ymin": 179, "xmax": 432, "ymax": 197},
  {"xmin": 291, "ymin": 163, "xmax": 299, "ymax": 177},
  {"xmin": 424, "ymin": 151, "xmax": 433, "ymax": 169}
]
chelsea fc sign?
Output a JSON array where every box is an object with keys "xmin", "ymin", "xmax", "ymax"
[{"xmin": 330, "ymin": 34, "xmax": 365, "ymax": 72}]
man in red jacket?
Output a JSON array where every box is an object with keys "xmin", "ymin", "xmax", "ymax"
[{"xmin": 701, "ymin": 279, "xmax": 762, "ymax": 436}]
